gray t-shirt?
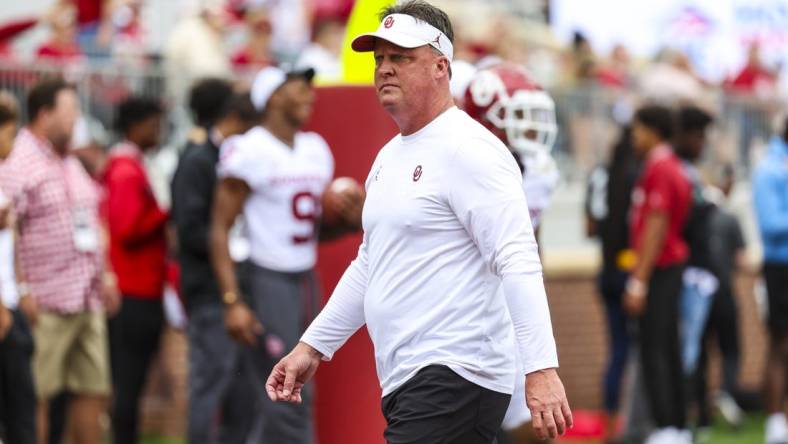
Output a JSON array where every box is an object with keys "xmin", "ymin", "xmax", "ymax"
[{"xmin": 709, "ymin": 208, "xmax": 746, "ymax": 288}]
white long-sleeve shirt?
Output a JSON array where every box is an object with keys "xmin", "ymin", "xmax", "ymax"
[{"xmin": 301, "ymin": 107, "xmax": 558, "ymax": 396}]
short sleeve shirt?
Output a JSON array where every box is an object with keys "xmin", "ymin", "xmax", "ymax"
[{"xmin": 630, "ymin": 145, "xmax": 692, "ymax": 267}]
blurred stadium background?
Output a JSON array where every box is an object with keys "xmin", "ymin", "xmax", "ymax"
[{"xmin": 1, "ymin": 0, "xmax": 787, "ymax": 443}]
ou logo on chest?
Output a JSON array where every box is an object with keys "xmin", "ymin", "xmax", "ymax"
[{"xmin": 413, "ymin": 165, "xmax": 423, "ymax": 182}]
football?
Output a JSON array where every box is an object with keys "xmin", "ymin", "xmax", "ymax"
[{"xmin": 321, "ymin": 176, "xmax": 365, "ymax": 229}]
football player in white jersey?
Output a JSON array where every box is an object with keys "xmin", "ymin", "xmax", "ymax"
[
  {"xmin": 464, "ymin": 62, "xmax": 561, "ymax": 443},
  {"xmin": 209, "ymin": 66, "xmax": 361, "ymax": 444}
]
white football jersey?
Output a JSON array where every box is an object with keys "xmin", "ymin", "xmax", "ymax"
[
  {"xmin": 217, "ymin": 126, "xmax": 334, "ymax": 272},
  {"xmin": 521, "ymin": 149, "xmax": 559, "ymax": 229}
]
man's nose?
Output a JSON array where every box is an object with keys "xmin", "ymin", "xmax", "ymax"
[{"xmin": 376, "ymin": 58, "xmax": 394, "ymax": 77}]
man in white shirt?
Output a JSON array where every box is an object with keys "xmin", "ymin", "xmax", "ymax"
[
  {"xmin": 210, "ymin": 66, "xmax": 360, "ymax": 443},
  {"xmin": 265, "ymin": 2, "xmax": 572, "ymax": 442}
]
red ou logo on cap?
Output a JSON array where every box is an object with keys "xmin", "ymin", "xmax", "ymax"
[{"xmin": 384, "ymin": 16, "xmax": 394, "ymax": 28}]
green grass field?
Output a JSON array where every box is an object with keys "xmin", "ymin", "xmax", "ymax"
[
  {"xmin": 701, "ymin": 414, "xmax": 764, "ymax": 444},
  {"xmin": 137, "ymin": 414, "xmax": 766, "ymax": 444}
]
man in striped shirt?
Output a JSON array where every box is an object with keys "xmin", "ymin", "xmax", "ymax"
[{"xmin": 0, "ymin": 78, "xmax": 117, "ymax": 444}]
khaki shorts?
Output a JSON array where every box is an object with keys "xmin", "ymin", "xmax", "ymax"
[{"xmin": 33, "ymin": 311, "xmax": 111, "ymax": 398}]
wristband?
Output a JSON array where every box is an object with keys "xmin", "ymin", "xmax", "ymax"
[{"xmin": 222, "ymin": 291, "xmax": 240, "ymax": 306}]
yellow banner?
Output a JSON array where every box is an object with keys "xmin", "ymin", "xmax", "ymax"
[{"xmin": 339, "ymin": 0, "xmax": 396, "ymax": 84}]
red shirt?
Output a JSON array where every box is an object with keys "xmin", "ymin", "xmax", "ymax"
[
  {"xmin": 101, "ymin": 142, "xmax": 168, "ymax": 299},
  {"xmin": 231, "ymin": 48, "xmax": 274, "ymax": 69},
  {"xmin": 630, "ymin": 145, "xmax": 692, "ymax": 267},
  {"xmin": 726, "ymin": 64, "xmax": 775, "ymax": 92},
  {"xmin": 0, "ymin": 128, "xmax": 104, "ymax": 314},
  {"xmin": 73, "ymin": 0, "xmax": 102, "ymax": 26},
  {"xmin": 36, "ymin": 41, "xmax": 83, "ymax": 61}
]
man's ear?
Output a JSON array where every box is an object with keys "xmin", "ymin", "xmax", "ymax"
[{"xmin": 435, "ymin": 56, "xmax": 450, "ymax": 80}]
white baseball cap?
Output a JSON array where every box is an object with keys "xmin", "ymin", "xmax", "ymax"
[
  {"xmin": 351, "ymin": 13, "xmax": 454, "ymax": 62},
  {"xmin": 250, "ymin": 66, "xmax": 315, "ymax": 111}
]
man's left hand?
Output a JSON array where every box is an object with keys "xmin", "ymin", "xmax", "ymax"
[{"xmin": 526, "ymin": 368, "xmax": 573, "ymax": 440}]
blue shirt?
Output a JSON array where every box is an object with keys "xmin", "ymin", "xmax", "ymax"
[{"xmin": 753, "ymin": 136, "xmax": 788, "ymax": 264}]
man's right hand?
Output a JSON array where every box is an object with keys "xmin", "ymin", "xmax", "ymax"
[
  {"xmin": 18, "ymin": 295, "xmax": 38, "ymax": 327},
  {"xmin": 266, "ymin": 342, "xmax": 322, "ymax": 403},
  {"xmin": 224, "ymin": 302, "xmax": 263, "ymax": 346},
  {"xmin": 0, "ymin": 304, "xmax": 13, "ymax": 340}
]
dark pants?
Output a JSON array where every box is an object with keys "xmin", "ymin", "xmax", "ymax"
[
  {"xmin": 639, "ymin": 264, "xmax": 686, "ymax": 429},
  {"xmin": 382, "ymin": 365, "xmax": 511, "ymax": 444},
  {"xmin": 0, "ymin": 309, "xmax": 36, "ymax": 444},
  {"xmin": 765, "ymin": 262, "xmax": 788, "ymax": 336},
  {"xmin": 187, "ymin": 303, "xmax": 253, "ymax": 444},
  {"xmin": 694, "ymin": 283, "xmax": 740, "ymax": 426},
  {"xmin": 598, "ymin": 267, "xmax": 630, "ymax": 413},
  {"xmin": 109, "ymin": 296, "xmax": 164, "ymax": 444},
  {"xmin": 240, "ymin": 262, "xmax": 319, "ymax": 444}
]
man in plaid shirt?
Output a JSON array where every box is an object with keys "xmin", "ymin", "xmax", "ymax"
[{"xmin": 0, "ymin": 78, "xmax": 118, "ymax": 444}]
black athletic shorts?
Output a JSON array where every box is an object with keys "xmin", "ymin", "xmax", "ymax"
[
  {"xmin": 765, "ymin": 262, "xmax": 788, "ymax": 336},
  {"xmin": 381, "ymin": 365, "xmax": 511, "ymax": 444}
]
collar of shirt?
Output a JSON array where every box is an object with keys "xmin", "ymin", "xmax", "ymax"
[
  {"xmin": 400, "ymin": 106, "xmax": 458, "ymax": 144},
  {"xmin": 20, "ymin": 127, "xmax": 59, "ymax": 160},
  {"xmin": 109, "ymin": 140, "xmax": 143, "ymax": 160},
  {"xmin": 646, "ymin": 143, "xmax": 673, "ymax": 164}
]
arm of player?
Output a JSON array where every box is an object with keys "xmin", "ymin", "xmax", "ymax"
[
  {"xmin": 267, "ymin": 239, "xmax": 369, "ymax": 403},
  {"xmin": 209, "ymin": 177, "xmax": 262, "ymax": 346},
  {"xmin": 448, "ymin": 138, "xmax": 569, "ymax": 440}
]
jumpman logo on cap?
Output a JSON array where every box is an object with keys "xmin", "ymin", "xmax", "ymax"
[{"xmin": 432, "ymin": 33, "xmax": 441, "ymax": 48}]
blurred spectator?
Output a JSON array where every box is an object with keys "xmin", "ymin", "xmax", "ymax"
[
  {"xmin": 724, "ymin": 44, "xmax": 776, "ymax": 168},
  {"xmin": 37, "ymin": 2, "xmax": 84, "ymax": 63},
  {"xmin": 571, "ymin": 31, "xmax": 596, "ymax": 85},
  {"xmin": 694, "ymin": 163, "xmax": 747, "ymax": 431},
  {"xmin": 295, "ymin": 19, "xmax": 344, "ymax": 81},
  {"xmin": 106, "ymin": 0, "xmax": 148, "ymax": 65},
  {"xmin": 101, "ymin": 96, "xmax": 168, "ymax": 444},
  {"xmin": 171, "ymin": 79, "xmax": 258, "ymax": 444},
  {"xmin": 753, "ymin": 113, "xmax": 788, "ymax": 444},
  {"xmin": 165, "ymin": 2, "xmax": 232, "ymax": 103},
  {"xmin": 0, "ymin": 90, "xmax": 36, "ymax": 444},
  {"xmin": 231, "ymin": 7, "xmax": 276, "ymax": 72},
  {"xmin": 596, "ymin": 44, "xmax": 633, "ymax": 89},
  {"xmin": 671, "ymin": 108, "xmax": 720, "ymax": 431},
  {"xmin": 624, "ymin": 105, "xmax": 692, "ymax": 444},
  {"xmin": 639, "ymin": 49, "xmax": 704, "ymax": 105},
  {"xmin": 0, "ymin": 17, "xmax": 38, "ymax": 59},
  {"xmin": 585, "ymin": 124, "xmax": 640, "ymax": 443},
  {"xmin": 264, "ymin": 0, "xmax": 311, "ymax": 62},
  {"xmin": 725, "ymin": 44, "xmax": 777, "ymax": 98},
  {"xmin": 0, "ymin": 78, "xmax": 114, "ymax": 444},
  {"xmin": 71, "ymin": 0, "xmax": 111, "ymax": 56}
]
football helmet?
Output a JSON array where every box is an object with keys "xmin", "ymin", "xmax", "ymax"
[{"xmin": 463, "ymin": 63, "xmax": 557, "ymax": 155}]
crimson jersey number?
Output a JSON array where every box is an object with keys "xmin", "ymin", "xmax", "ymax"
[{"xmin": 291, "ymin": 191, "xmax": 319, "ymax": 244}]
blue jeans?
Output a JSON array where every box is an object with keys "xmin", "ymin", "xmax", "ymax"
[
  {"xmin": 598, "ymin": 267, "xmax": 630, "ymax": 412},
  {"xmin": 680, "ymin": 267, "xmax": 718, "ymax": 374}
]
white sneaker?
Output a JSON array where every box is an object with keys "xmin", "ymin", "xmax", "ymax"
[
  {"xmin": 766, "ymin": 413, "xmax": 788, "ymax": 444},
  {"xmin": 645, "ymin": 427, "xmax": 679, "ymax": 444},
  {"xmin": 676, "ymin": 429, "xmax": 693, "ymax": 444},
  {"xmin": 715, "ymin": 390, "xmax": 744, "ymax": 428}
]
